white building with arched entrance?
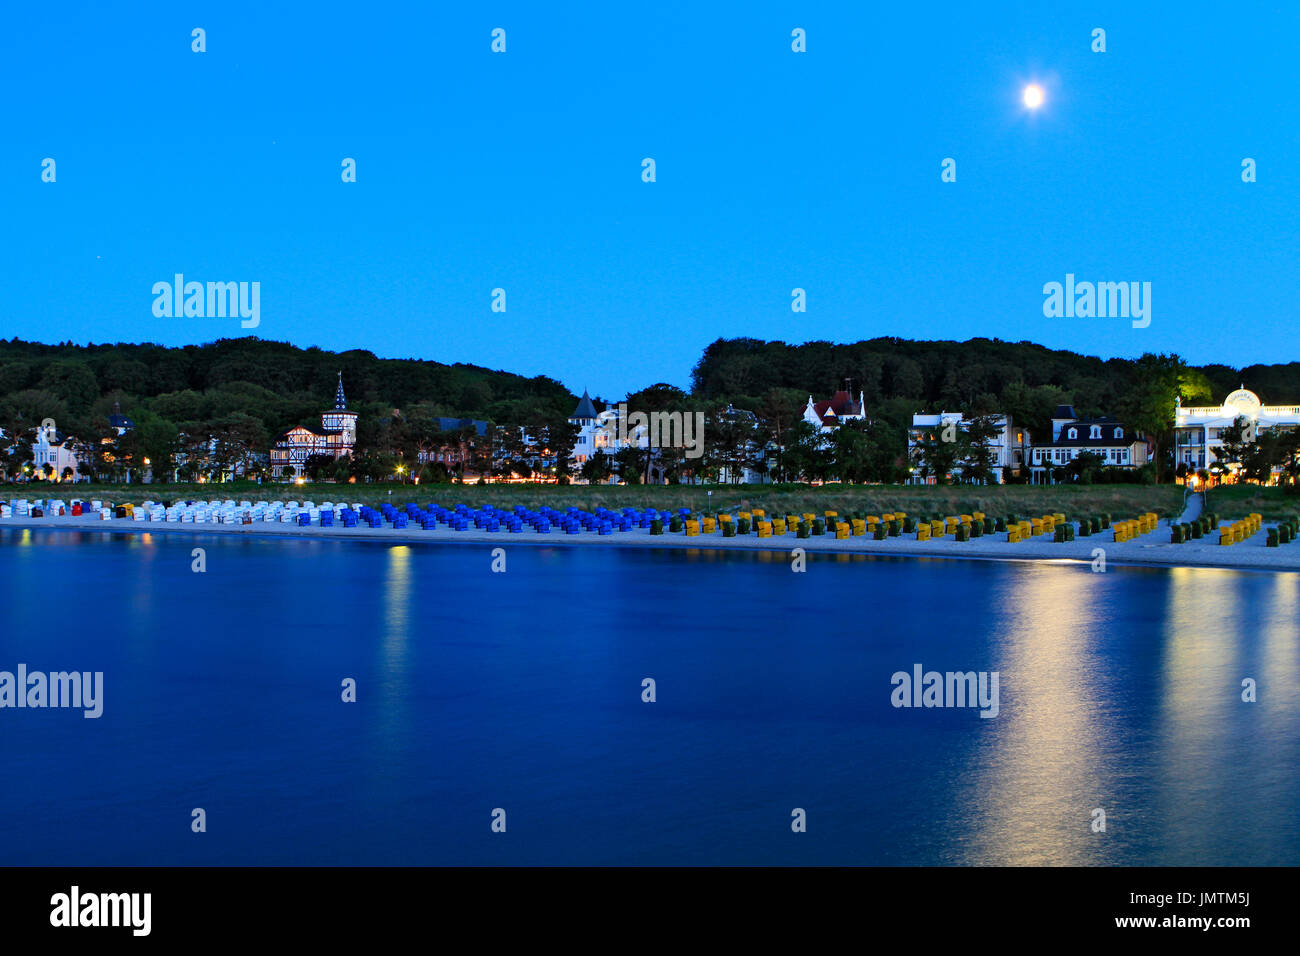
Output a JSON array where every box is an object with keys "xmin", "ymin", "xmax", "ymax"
[{"xmin": 1173, "ymin": 388, "xmax": 1300, "ymax": 477}]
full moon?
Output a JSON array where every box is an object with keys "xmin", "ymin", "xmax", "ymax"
[{"xmin": 1023, "ymin": 84, "xmax": 1044, "ymax": 109}]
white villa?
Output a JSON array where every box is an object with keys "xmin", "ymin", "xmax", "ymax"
[
  {"xmin": 569, "ymin": 391, "xmax": 615, "ymax": 467},
  {"xmin": 32, "ymin": 423, "xmax": 82, "ymax": 481},
  {"xmin": 567, "ymin": 390, "xmax": 653, "ymax": 482},
  {"xmin": 802, "ymin": 390, "xmax": 867, "ymax": 433},
  {"xmin": 1173, "ymin": 388, "xmax": 1300, "ymax": 478},
  {"xmin": 907, "ymin": 412, "xmax": 1029, "ymax": 484}
]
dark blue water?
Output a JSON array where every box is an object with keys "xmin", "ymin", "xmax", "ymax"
[{"xmin": 1, "ymin": 528, "xmax": 1297, "ymax": 865}]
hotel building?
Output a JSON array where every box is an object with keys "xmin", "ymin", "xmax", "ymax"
[
  {"xmin": 907, "ymin": 412, "xmax": 1029, "ymax": 484},
  {"xmin": 1173, "ymin": 388, "xmax": 1300, "ymax": 478},
  {"xmin": 1026, "ymin": 406, "xmax": 1149, "ymax": 484}
]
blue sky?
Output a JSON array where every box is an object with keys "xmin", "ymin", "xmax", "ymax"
[{"xmin": 2, "ymin": 1, "xmax": 1296, "ymax": 398}]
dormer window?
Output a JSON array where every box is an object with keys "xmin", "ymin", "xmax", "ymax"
[
  {"xmin": 1115, "ymin": 427, "xmax": 1123, "ymax": 439},
  {"xmin": 1067, "ymin": 427, "xmax": 1078, "ymax": 440},
  {"xmin": 1089, "ymin": 425, "xmax": 1101, "ymax": 439}
]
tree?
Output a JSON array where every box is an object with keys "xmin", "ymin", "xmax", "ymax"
[
  {"xmin": 0, "ymin": 401, "xmax": 35, "ymax": 481},
  {"xmin": 861, "ymin": 418, "xmax": 906, "ymax": 483},
  {"xmin": 614, "ymin": 445, "xmax": 644, "ymax": 484},
  {"xmin": 957, "ymin": 415, "xmax": 1001, "ymax": 484},
  {"xmin": 38, "ymin": 361, "xmax": 99, "ymax": 413},
  {"xmin": 1240, "ymin": 432, "xmax": 1280, "ymax": 485},
  {"xmin": 1264, "ymin": 427, "xmax": 1300, "ymax": 486},
  {"xmin": 779, "ymin": 421, "xmax": 831, "ymax": 482},
  {"xmin": 909, "ymin": 423, "xmax": 960, "ymax": 484},
  {"xmin": 830, "ymin": 420, "xmax": 872, "ymax": 482},
  {"xmin": 754, "ymin": 388, "xmax": 806, "ymax": 482},
  {"xmin": 304, "ymin": 453, "xmax": 337, "ymax": 481},
  {"xmin": 580, "ymin": 450, "xmax": 613, "ymax": 484},
  {"xmin": 705, "ymin": 404, "xmax": 767, "ymax": 483},
  {"xmin": 132, "ymin": 414, "xmax": 180, "ymax": 483},
  {"xmin": 1216, "ymin": 416, "xmax": 1253, "ymax": 474},
  {"xmin": 1064, "ymin": 450, "xmax": 1106, "ymax": 484},
  {"xmin": 547, "ymin": 420, "xmax": 579, "ymax": 484},
  {"xmin": 1119, "ymin": 353, "xmax": 1187, "ymax": 483},
  {"xmin": 211, "ymin": 413, "xmax": 269, "ymax": 480},
  {"xmin": 176, "ymin": 426, "xmax": 216, "ymax": 482}
]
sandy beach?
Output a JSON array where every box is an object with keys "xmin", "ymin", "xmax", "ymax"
[{"xmin": 3, "ymin": 512, "xmax": 1298, "ymax": 572}]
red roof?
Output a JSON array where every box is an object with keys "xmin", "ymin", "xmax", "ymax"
[{"xmin": 811, "ymin": 391, "xmax": 861, "ymax": 424}]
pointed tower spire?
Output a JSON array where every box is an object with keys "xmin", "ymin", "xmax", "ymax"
[
  {"xmin": 570, "ymin": 389, "xmax": 598, "ymax": 421},
  {"xmin": 335, "ymin": 371, "xmax": 347, "ymax": 410}
]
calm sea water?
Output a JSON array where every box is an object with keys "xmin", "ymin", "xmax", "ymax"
[{"xmin": 1, "ymin": 527, "xmax": 1297, "ymax": 866}]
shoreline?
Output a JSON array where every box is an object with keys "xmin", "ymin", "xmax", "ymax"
[{"xmin": 3, "ymin": 514, "xmax": 1298, "ymax": 573}]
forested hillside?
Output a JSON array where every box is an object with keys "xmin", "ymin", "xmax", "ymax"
[
  {"xmin": 0, "ymin": 336, "xmax": 570, "ymax": 446},
  {"xmin": 690, "ymin": 336, "xmax": 1300, "ymax": 443}
]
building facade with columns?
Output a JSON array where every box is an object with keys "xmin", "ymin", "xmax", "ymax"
[{"xmin": 1173, "ymin": 387, "xmax": 1300, "ymax": 478}]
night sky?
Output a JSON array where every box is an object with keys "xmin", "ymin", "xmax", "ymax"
[{"xmin": 2, "ymin": 1, "xmax": 1295, "ymax": 395}]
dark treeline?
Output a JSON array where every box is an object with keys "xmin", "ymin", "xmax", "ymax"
[
  {"xmin": 0, "ymin": 334, "xmax": 572, "ymax": 423},
  {"xmin": 690, "ymin": 336, "xmax": 1300, "ymax": 443},
  {"xmin": 0, "ymin": 337, "xmax": 576, "ymax": 482},
  {"xmin": 0, "ymin": 337, "xmax": 575, "ymax": 429}
]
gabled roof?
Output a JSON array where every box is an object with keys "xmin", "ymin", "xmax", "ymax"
[
  {"xmin": 808, "ymin": 390, "xmax": 863, "ymax": 424},
  {"xmin": 275, "ymin": 424, "xmax": 342, "ymax": 441}
]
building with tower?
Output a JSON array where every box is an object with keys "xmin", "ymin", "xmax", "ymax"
[
  {"xmin": 569, "ymin": 389, "xmax": 619, "ymax": 467},
  {"xmin": 269, "ymin": 373, "xmax": 359, "ymax": 478}
]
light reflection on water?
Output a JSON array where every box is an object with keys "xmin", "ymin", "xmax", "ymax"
[
  {"xmin": 0, "ymin": 528, "xmax": 1296, "ymax": 865},
  {"xmin": 956, "ymin": 564, "xmax": 1112, "ymax": 865}
]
